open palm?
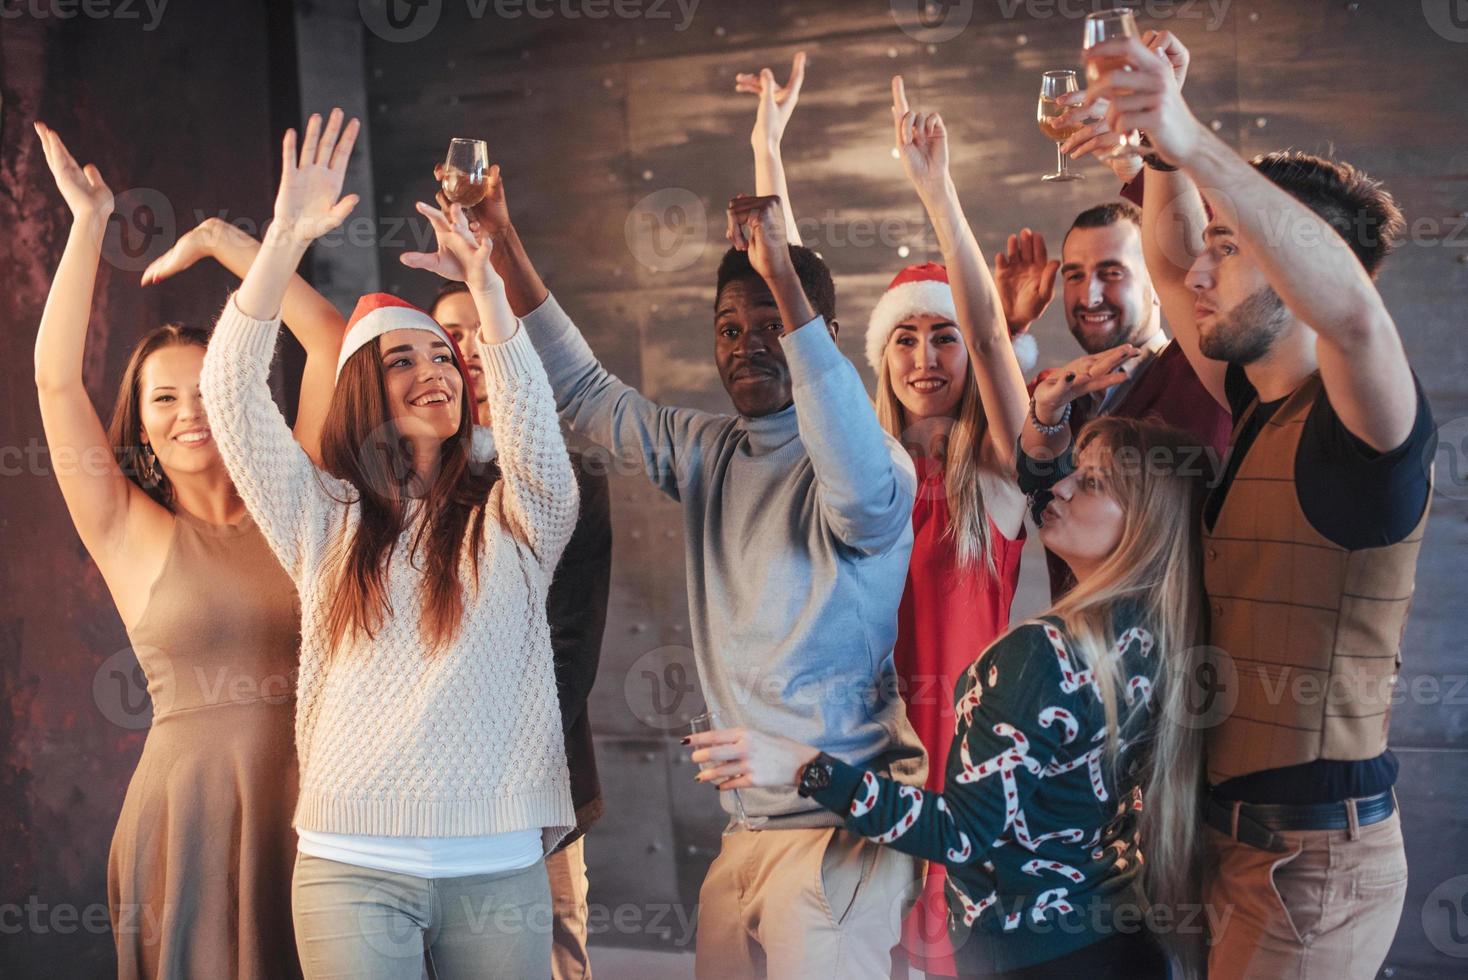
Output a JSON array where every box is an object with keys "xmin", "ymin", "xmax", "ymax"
[
  {"xmin": 34, "ymin": 122, "xmax": 114, "ymax": 221},
  {"xmin": 400, "ymin": 201, "xmax": 498, "ymax": 293},
  {"xmin": 272, "ymin": 108, "xmax": 359, "ymax": 245},
  {"xmin": 994, "ymin": 229, "xmax": 1060, "ymax": 328},
  {"xmin": 891, "ymin": 76, "xmax": 948, "ymax": 193}
]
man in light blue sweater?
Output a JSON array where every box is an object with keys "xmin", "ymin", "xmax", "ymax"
[{"xmin": 454, "ymin": 179, "xmax": 925, "ymax": 977}]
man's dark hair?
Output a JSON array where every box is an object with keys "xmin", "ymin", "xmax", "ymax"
[
  {"xmin": 715, "ymin": 245, "xmax": 837, "ymax": 323},
  {"xmin": 429, "ymin": 279, "xmax": 469, "ymax": 317},
  {"xmin": 1067, "ymin": 200, "xmax": 1142, "ymax": 237},
  {"xmin": 1250, "ymin": 151, "xmax": 1403, "ymax": 278}
]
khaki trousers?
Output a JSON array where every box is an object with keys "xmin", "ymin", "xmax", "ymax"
[
  {"xmin": 694, "ymin": 826, "xmax": 921, "ymax": 980},
  {"xmin": 546, "ymin": 837, "xmax": 592, "ymax": 980},
  {"xmin": 1206, "ymin": 810, "xmax": 1407, "ymax": 980}
]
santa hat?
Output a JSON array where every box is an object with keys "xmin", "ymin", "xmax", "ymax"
[
  {"xmin": 336, "ymin": 292, "xmax": 454, "ymax": 379},
  {"xmin": 865, "ymin": 262, "xmax": 1038, "ymax": 378}
]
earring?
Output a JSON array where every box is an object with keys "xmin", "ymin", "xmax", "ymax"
[{"xmin": 140, "ymin": 443, "xmax": 159, "ymax": 485}]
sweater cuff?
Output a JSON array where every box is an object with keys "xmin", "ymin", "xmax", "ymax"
[
  {"xmin": 782, "ymin": 315, "xmax": 844, "ymax": 387},
  {"xmin": 477, "ymin": 322, "xmax": 542, "ymax": 382},
  {"xmin": 808, "ymin": 758, "xmax": 867, "ymax": 819},
  {"xmin": 215, "ymin": 292, "xmax": 283, "ymax": 363}
]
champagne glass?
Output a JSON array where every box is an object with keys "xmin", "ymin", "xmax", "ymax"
[
  {"xmin": 1037, "ymin": 70, "xmax": 1085, "ymax": 182},
  {"xmin": 440, "ymin": 138, "xmax": 489, "ymax": 207},
  {"xmin": 1082, "ymin": 8, "xmax": 1142, "ymax": 159},
  {"xmin": 689, "ymin": 711, "xmax": 756, "ymax": 833}
]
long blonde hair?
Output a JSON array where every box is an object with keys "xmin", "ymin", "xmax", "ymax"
[
  {"xmin": 875, "ymin": 355, "xmax": 995, "ymax": 575},
  {"xmin": 1047, "ymin": 417, "xmax": 1208, "ymax": 974}
]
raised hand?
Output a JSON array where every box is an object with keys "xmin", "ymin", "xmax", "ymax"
[
  {"xmin": 400, "ymin": 201, "xmax": 499, "ymax": 294},
  {"xmin": 725, "ymin": 193, "xmax": 794, "ymax": 285},
  {"xmin": 734, "ymin": 51, "xmax": 807, "ymax": 150},
  {"xmin": 1141, "ymin": 28, "xmax": 1190, "ymax": 88},
  {"xmin": 141, "ymin": 217, "xmax": 238, "ymax": 286},
  {"xmin": 34, "ymin": 122, "xmax": 114, "ymax": 228},
  {"xmin": 1083, "ymin": 36, "xmax": 1204, "ymax": 167},
  {"xmin": 891, "ymin": 75, "xmax": 949, "ymax": 195},
  {"xmin": 994, "ymin": 229, "xmax": 1060, "ymax": 331},
  {"xmin": 1031, "ymin": 345, "xmax": 1143, "ymax": 422},
  {"xmin": 433, "ymin": 161, "xmax": 511, "ymax": 242},
  {"xmin": 1055, "ymin": 92, "xmax": 1143, "ymax": 182},
  {"xmin": 270, "ymin": 108, "xmax": 360, "ymax": 246}
]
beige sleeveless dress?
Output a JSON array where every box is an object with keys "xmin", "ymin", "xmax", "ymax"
[{"xmin": 107, "ymin": 511, "xmax": 303, "ymax": 979}]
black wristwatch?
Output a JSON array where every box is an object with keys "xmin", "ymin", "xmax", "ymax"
[
  {"xmin": 797, "ymin": 753, "xmax": 837, "ymax": 798},
  {"xmin": 1139, "ymin": 132, "xmax": 1179, "ymax": 172}
]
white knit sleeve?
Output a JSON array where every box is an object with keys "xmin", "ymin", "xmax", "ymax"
[
  {"xmin": 477, "ymin": 323, "xmax": 578, "ymax": 569},
  {"xmin": 201, "ymin": 294, "xmax": 341, "ymax": 582}
]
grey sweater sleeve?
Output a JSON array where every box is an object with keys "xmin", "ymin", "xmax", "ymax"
[
  {"xmin": 519, "ymin": 293, "xmax": 721, "ymax": 502},
  {"xmin": 782, "ymin": 317, "xmax": 917, "ymax": 555}
]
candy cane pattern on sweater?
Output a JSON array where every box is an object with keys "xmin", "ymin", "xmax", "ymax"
[
  {"xmin": 868, "ymin": 785, "xmax": 925, "ymax": 844},
  {"xmin": 947, "ymin": 875, "xmax": 1000, "ymax": 927},
  {"xmin": 1022, "ymin": 858, "xmax": 1087, "ymax": 885},
  {"xmin": 954, "ymin": 723, "xmax": 1044, "ymax": 835},
  {"xmin": 1029, "ymin": 887, "xmax": 1076, "ymax": 923},
  {"xmin": 936, "ymin": 797, "xmax": 974, "ymax": 863},
  {"xmin": 850, "ymin": 770, "xmax": 881, "ymax": 818}
]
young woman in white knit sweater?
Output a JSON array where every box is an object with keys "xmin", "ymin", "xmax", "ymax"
[{"xmin": 199, "ymin": 108, "xmax": 579, "ymax": 979}]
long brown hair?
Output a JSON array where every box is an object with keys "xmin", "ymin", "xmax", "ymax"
[
  {"xmin": 874, "ymin": 354, "xmax": 995, "ymax": 575},
  {"xmin": 105, "ymin": 323, "xmax": 211, "ymax": 510},
  {"xmin": 319, "ymin": 337, "xmax": 497, "ymax": 655},
  {"xmin": 1046, "ymin": 417, "xmax": 1208, "ymax": 975}
]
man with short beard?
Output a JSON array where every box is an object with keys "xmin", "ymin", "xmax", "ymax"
[{"xmin": 1089, "ymin": 32, "xmax": 1436, "ymax": 980}]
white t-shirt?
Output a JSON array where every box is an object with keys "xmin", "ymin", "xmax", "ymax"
[{"xmin": 296, "ymin": 828, "xmax": 542, "ymax": 879}]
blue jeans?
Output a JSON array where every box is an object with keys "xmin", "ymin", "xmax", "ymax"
[{"xmin": 291, "ymin": 852, "xmax": 552, "ymax": 979}]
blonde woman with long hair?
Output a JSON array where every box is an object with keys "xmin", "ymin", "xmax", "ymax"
[{"xmin": 690, "ymin": 414, "xmax": 1208, "ymax": 978}]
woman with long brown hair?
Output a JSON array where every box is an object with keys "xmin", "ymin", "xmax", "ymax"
[
  {"xmin": 32, "ymin": 123, "xmax": 345, "ymax": 978},
  {"xmin": 690, "ymin": 415, "xmax": 1208, "ymax": 979},
  {"xmin": 198, "ymin": 109, "xmax": 578, "ymax": 979}
]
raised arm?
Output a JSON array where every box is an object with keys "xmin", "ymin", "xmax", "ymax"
[
  {"xmin": 734, "ymin": 51, "xmax": 807, "ymax": 245},
  {"xmin": 32, "ymin": 122, "xmax": 162, "ymax": 562},
  {"xmin": 404, "ymin": 200, "xmax": 579, "ymax": 561},
  {"xmin": 142, "ymin": 217, "xmax": 346, "ymax": 463},
  {"xmin": 727, "ymin": 193, "xmax": 916, "ymax": 554},
  {"xmin": 892, "ymin": 76, "xmax": 1029, "ymax": 475},
  {"xmin": 1092, "ymin": 34, "xmax": 1415, "ymax": 449},
  {"xmin": 201, "ymin": 109, "xmax": 360, "ymax": 578},
  {"xmin": 414, "ymin": 169, "xmax": 716, "ymax": 501}
]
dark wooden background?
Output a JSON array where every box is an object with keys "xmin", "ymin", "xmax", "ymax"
[{"xmin": 2, "ymin": 1, "xmax": 1465, "ymax": 976}]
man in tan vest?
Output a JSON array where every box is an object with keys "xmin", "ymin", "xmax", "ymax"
[{"xmin": 1087, "ymin": 31, "xmax": 1436, "ymax": 980}]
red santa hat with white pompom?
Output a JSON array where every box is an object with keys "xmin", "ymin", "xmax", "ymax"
[
  {"xmin": 336, "ymin": 292, "xmax": 456, "ymax": 380},
  {"xmin": 864, "ymin": 262, "xmax": 1037, "ymax": 378}
]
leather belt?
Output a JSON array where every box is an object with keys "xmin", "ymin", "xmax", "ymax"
[{"xmin": 1205, "ymin": 790, "xmax": 1395, "ymax": 853}]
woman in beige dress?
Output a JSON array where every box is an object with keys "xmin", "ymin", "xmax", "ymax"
[{"xmin": 32, "ymin": 122, "xmax": 342, "ymax": 979}]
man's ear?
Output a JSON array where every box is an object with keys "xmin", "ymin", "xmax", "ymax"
[{"xmin": 827, "ymin": 318, "xmax": 839, "ymax": 341}]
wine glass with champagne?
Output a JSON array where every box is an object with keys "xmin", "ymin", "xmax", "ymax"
[
  {"xmin": 1037, "ymin": 70, "xmax": 1085, "ymax": 182},
  {"xmin": 440, "ymin": 138, "xmax": 489, "ymax": 208},
  {"xmin": 1082, "ymin": 8, "xmax": 1142, "ymax": 159}
]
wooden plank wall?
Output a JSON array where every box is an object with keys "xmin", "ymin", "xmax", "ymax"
[{"xmin": 361, "ymin": 1, "xmax": 1467, "ymax": 973}]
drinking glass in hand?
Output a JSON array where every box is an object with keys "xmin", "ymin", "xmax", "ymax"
[
  {"xmin": 1083, "ymin": 8, "xmax": 1142, "ymax": 159},
  {"xmin": 689, "ymin": 711, "xmax": 754, "ymax": 833},
  {"xmin": 1038, "ymin": 70, "xmax": 1084, "ymax": 182},
  {"xmin": 441, "ymin": 138, "xmax": 489, "ymax": 207}
]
